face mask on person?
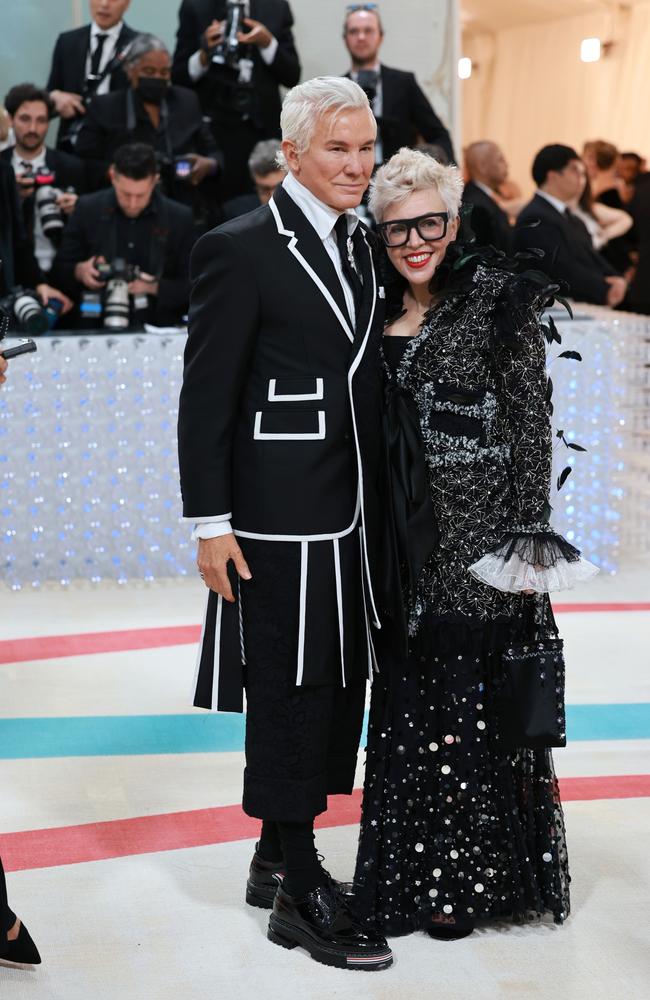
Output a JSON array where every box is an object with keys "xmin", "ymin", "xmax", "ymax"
[{"xmin": 138, "ymin": 78, "xmax": 169, "ymax": 105}]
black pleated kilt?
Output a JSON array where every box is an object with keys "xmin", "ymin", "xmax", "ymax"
[{"xmin": 193, "ymin": 529, "xmax": 375, "ymax": 821}]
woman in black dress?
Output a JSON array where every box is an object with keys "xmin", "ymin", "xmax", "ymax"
[{"xmin": 354, "ymin": 149, "xmax": 597, "ymax": 939}]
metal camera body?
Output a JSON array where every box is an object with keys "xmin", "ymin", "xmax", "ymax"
[
  {"xmin": 96, "ymin": 258, "xmax": 141, "ymax": 331},
  {"xmin": 356, "ymin": 69, "xmax": 379, "ymax": 105},
  {"xmin": 23, "ymin": 167, "xmax": 66, "ymax": 245},
  {"xmin": 210, "ymin": 0, "xmax": 248, "ymax": 70},
  {"xmin": 0, "ymin": 287, "xmax": 49, "ymax": 335}
]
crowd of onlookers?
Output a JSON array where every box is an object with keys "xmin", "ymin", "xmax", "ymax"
[
  {"xmin": 462, "ymin": 138, "xmax": 650, "ymax": 312},
  {"xmin": 0, "ymin": 0, "xmax": 648, "ymax": 334}
]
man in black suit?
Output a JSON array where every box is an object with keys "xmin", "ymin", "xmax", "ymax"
[
  {"xmin": 75, "ymin": 33, "xmax": 221, "ymax": 223},
  {"xmin": 47, "ymin": 0, "xmax": 140, "ymax": 151},
  {"xmin": 463, "ymin": 140, "xmax": 513, "ymax": 252},
  {"xmin": 514, "ymin": 144, "xmax": 628, "ymax": 306},
  {"xmin": 172, "ymin": 0, "xmax": 301, "ymax": 199},
  {"xmin": 222, "ymin": 137, "xmax": 285, "ymax": 219},
  {"xmin": 52, "ymin": 143, "xmax": 195, "ymax": 328},
  {"xmin": 178, "ymin": 77, "xmax": 392, "ymax": 971},
  {"xmin": 343, "ymin": 6, "xmax": 454, "ymax": 165},
  {"xmin": 0, "ymin": 160, "xmax": 73, "ymax": 323},
  {"xmin": 626, "ymin": 179, "xmax": 650, "ymax": 313},
  {"xmin": 2, "ymin": 84, "xmax": 86, "ymax": 277}
]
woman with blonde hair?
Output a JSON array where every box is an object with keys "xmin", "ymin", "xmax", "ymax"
[{"xmin": 353, "ymin": 148, "xmax": 596, "ymax": 940}]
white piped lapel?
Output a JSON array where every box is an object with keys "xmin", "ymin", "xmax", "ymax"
[{"xmin": 269, "ymin": 196, "xmax": 355, "ymax": 344}]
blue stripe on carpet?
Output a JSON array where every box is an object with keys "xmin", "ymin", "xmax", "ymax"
[{"xmin": 0, "ymin": 704, "xmax": 648, "ymax": 759}]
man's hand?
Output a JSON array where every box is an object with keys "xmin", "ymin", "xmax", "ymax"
[
  {"xmin": 0, "ymin": 355, "xmax": 8, "ymax": 385},
  {"xmin": 128, "ymin": 272, "xmax": 159, "ymax": 298},
  {"xmin": 197, "ymin": 534, "xmax": 252, "ymax": 602},
  {"xmin": 199, "ymin": 20, "xmax": 225, "ymax": 65},
  {"xmin": 50, "ymin": 90, "xmax": 86, "ymax": 119},
  {"xmin": 185, "ymin": 153, "xmax": 217, "ymax": 187},
  {"xmin": 15, "ymin": 173, "xmax": 35, "ymax": 200},
  {"xmin": 36, "ymin": 284, "xmax": 73, "ymax": 315},
  {"xmin": 74, "ymin": 256, "xmax": 106, "ymax": 291},
  {"xmin": 238, "ymin": 17, "xmax": 274, "ymax": 49},
  {"xmin": 605, "ymin": 275, "xmax": 627, "ymax": 308},
  {"xmin": 57, "ymin": 191, "xmax": 78, "ymax": 215}
]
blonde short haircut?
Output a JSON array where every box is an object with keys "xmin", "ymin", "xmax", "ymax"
[
  {"xmin": 277, "ymin": 76, "xmax": 375, "ymax": 169},
  {"xmin": 369, "ymin": 147, "xmax": 464, "ymax": 222}
]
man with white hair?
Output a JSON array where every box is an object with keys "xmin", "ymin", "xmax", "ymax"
[{"xmin": 178, "ymin": 76, "xmax": 393, "ymax": 970}]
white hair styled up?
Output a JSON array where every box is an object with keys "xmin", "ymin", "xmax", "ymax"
[
  {"xmin": 369, "ymin": 147, "xmax": 465, "ymax": 222},
  {"xmin": 277, "ymin": 76, "xmax": 375, "ymax": 169}
]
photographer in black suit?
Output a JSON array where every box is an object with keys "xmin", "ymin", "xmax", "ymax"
[
  {"xmin": 0, "ymin": 160, "xmax": 73, "ymax": 317},
  {"xmin": 2, "ymin": 85, "xmax": 86, "ymax": 277},
  {"xmin": 47, "ymin": 0, "xmax": 140, "ymax": 151},
  {"xmin": 52, "ymin": 143, "xmax": 195, "ymax": 328},
  {"xmin": 75, "ymin": 34, "xmax": 222, "ymax": 224},
  {"xmin": 172, "ymin": 0, "xmax": 301, "ymax": 199},
  {"xmin": 178, "ymin": 76, "xmax": 392, "ymax": 971},
  {"xmin": 343, "ymin": 5, "xmax": 454, "ymax": 165},
  {"xmin": 462, "ymin": 140, "xmax": 513, "ymax": 252},
  {"xmin": 515, "ymin": 144, "xmax": 627, "ymax": 307}
]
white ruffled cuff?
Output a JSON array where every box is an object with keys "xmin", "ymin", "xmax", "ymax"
[{"xmin": 468, "ymin": 529, "xmax": 599, "ymax": 594}]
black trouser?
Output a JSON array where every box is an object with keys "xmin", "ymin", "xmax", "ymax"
[
  {"xmin": 0, "ymin": 855, "xmax": 16, "ymax": 949},
  {"xmin": 239, "ymin": 537, "xmax": 367, "ymax": 822}
]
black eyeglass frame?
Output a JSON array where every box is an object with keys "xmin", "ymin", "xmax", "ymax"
[{"xmin": 377, "ymin": 211, "xmax": 450, "ymax": 247}]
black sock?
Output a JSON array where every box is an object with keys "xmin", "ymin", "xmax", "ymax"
[
  {"xmin": 277, "ymin": 820, "xmax": 325, "ymax": 897},
  {"xmin": 257, "ymin": 820, "xmax": 284, "ymax": 864}
]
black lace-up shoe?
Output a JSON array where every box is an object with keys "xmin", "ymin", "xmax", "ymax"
[
  {"xmin": 246, "ymin": 851, "xmax": 285, "ymax": 909},
  {"xmin": 268, "ymin": 883, "xmax": 393, "ymax": 971}
]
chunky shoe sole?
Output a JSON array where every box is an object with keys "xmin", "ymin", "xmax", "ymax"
[
  {"xmin": 246, "ymin": 878, "xmax": 278, "ymax": 909},
  {"xmin": 267, "ymin": 914, "xmax": 393, "ymax": 971}
]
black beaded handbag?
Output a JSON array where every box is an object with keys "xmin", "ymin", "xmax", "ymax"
[{"xmin": 496, "ymin": 597, "xmax": 567, "ymax": 750}]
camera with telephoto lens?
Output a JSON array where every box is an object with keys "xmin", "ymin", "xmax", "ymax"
[
  {"xmin": 210, "ymin": 0, "xmax": 248, "ymax": 70},
  {"xmin": 95, "ymin": 258, "xmax": 142, "ymax": 331},
  {"xmin": 21, "ymin": 167, "xmax": 67, "ymax": 246},
  {"xmin": 356, "ymin": 69, "xmax": 379, "ymax": 105},
  {"xmin": 0, "ymin": 287, "xmax": 49, "ymax": 335}
]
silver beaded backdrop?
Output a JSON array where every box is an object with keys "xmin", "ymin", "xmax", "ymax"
[
  {"xmin": 1, "ymin": 315, "xmax": 648, "ymax": 590},
  {"xmin": 0, "ymin": 334, "xmax": 192, "ymax": 590}
]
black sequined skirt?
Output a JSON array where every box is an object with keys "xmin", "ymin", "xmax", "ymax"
[{"xmin": 353, "ymin": 619, "xmax": 571, "ymax": 935}]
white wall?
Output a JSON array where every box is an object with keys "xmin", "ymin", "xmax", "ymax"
[
  {"xmin": 293, "ymin": 0, "xmax": 459, "ymax": 143},
  {"xmin": 462, "ymin": 2, "xmax": 650, "ymax": 196}
]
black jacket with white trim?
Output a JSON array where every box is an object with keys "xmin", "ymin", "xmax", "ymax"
[{"xmin": 178, "ymin": 183, "xmax": 386, "ymax": 607}]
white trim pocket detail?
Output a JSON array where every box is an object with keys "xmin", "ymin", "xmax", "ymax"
[
  {"xmin": 253, "ymin": 410, "xmax": 326, "ymax": 441},
  {"xmin": 268, "ymin": 377, "xmax": 324, "ymax": 402}
]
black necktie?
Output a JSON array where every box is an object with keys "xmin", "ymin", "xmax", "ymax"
[
  {"xmin": 335, "ymin": 214, "xmax": 363, "ymax": 320},
  {"xmin": 90, "ymin": 33, "xmax": 108, "ymax": 77}
]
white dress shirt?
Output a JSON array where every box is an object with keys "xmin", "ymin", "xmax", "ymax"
[
  {"xmin": 11, "ymin": 147, "xmax": 56, "ymax": 273},
  {"xmin": 536, "ymin": 189, "xmax": 568, "ymax": 215},
  {"xmin": 191, "ymin": 171, "xmax": 361, "ymax": 541},
  {"xmin": 187, "ymin": 2, "xmax": 279, "ymax": 83},
  {"xmin": 86, "ymin": 20, "xmax": 124, "ymax": 96},
  {"xmin": 474, "ymin": 179, "xmax": 497, "ymax": 199}
]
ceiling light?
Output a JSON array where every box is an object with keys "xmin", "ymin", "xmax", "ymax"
[{"xmin": 581, "ymin": 37, "xmax": 601, "ymax": 63}]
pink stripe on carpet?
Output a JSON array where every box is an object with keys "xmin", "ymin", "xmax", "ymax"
[
  {"xmin": 0, "ymin": 626, "xmax": 202, "ymax": 664},
  {"xmin": 1, "ymin": 775, "xmax": 648, "ymax": 873},
  {"xmin": 1, "ymin": 603, "xmax": 648, "ymax": 665},
  {"xmin": 552, "ymin": 603, "xmax": 650, "ymax": 613}
]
